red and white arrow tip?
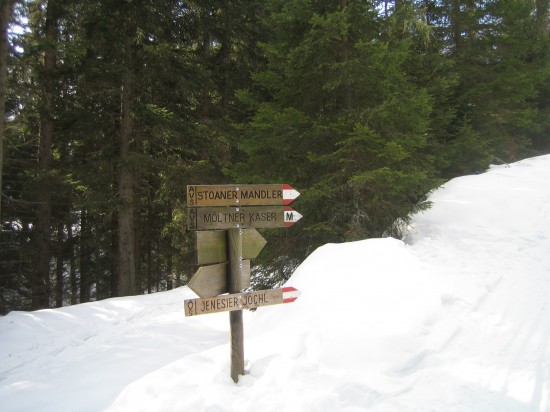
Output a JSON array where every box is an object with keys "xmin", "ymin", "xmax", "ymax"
[
  {"xmin": 283, "ymin": 206, "xmax": 303, "ymax": 227},
  {"xmin": 282, "ymin": 184, "xmax": 300, "ymax": 205},
  {"xmin": 282, "ymin": 286, "xmax": 301, "ymax": 303}
]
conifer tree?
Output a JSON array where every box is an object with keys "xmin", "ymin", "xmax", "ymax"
[{"xmin": 231, "ymin": 0, "xmax": 438, "ymax": 286}]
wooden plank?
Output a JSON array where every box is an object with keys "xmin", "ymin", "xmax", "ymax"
[
  {"xmin": 187, "ymin": 206, "xmax": 302, "ymax": 230},
  {"xmin": 228, "ymin": 229, "xmax": 245, "ymax": 293},
  {"xmin": 242, "ymin": 228, "xmax": 267, "ymax": 259},
  {"xmin": 195, "ymin": 230, "xmax": 226, "ymax": 265},
  {"xmin": 184, "ymin": 288, "xmax": 300, "ymax": 316},
  {"xmin": 188, "ymin": 262, "xmax": 226, "ymax": 298},
  {"xmin": 187, "ymin": 260, "xmax": 251, "ymax": 299},
  {"xmin": 187, "ymin": 184, "xmax": 299, "ymax": 207},
  {"xmin": 195, "ymin": 229, "xmax": 267, "ymax": 265},
  {"xmin": 230, "ymin": 310, "xmax": 244, "ymax": 383}
]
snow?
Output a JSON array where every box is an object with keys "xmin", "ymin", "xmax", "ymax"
[{"xmin": 2, "ymin": 155, "xmax": 550, "ymax": 412}]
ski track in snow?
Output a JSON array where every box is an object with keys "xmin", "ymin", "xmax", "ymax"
[{"xmin": 392, "ymin": 158, "xmax": 550, "ymax": 412}]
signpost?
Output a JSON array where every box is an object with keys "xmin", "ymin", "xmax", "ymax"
[
  {"xmin": 187, "ymin": 184, "xmax": 300, "ymax": 207},
  {"xmin": 185, "ymin": 183, "xmax": 302, "ymax": 383},
  {"xmin": 185, "ymin": 287, "xmax": 301, "ymax": 316},
  {"xmin": 187, "ymin": 206, "xmax": 302, "ymax": 230}
]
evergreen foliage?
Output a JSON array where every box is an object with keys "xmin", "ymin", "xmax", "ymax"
[{"xmin": 0, "ymin": 0, "xmax": 549, "ymax": 311}]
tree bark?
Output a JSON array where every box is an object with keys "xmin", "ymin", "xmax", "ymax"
[
  {"xmin": 451, "ymin": 0, "xmax": 462, "ymax": 52},
  {"xmin": 79, "ymin": 209, "xmax": 90, "ymax": 303},
  {"xmin": 110, "ymin": 211, "xmax": 119, "ymax": 297},
  {"xmin": 32, "ymin": 0, "xmax": 58, "ymax": 310},
  {"xmin": 117, "ymin": 19, "xmax": 136, "ymax": 297},
  {"xmin": 166, "ymin": 252, "xmax": 173, "ymax": 290},
  {"xmin": 55, "ymin": 222, "xmax": 63, "ymax": 307},
  {"xmin": 535, "ymin": 0, "xmax": 549, "ymax": 35},
  {"xmin": 0, "ymin": 0, "xmax": 11, "ymax": 221},
  {"xmin": 146, "ymin": 207, "xmax": 152, "ymax": 294},
  {"xmin": 67, "ymin": 223, "xmax": 77, "ymax": 305}
]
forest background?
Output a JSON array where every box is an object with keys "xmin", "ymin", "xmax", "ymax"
[{"xmin": 0, "ymin": 0, "xmax": 548, "ymax": 314}]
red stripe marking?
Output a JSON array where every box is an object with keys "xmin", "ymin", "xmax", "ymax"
[{"xmin": 282, "ymin": 287, "xmax": 299, "ymax": 303}]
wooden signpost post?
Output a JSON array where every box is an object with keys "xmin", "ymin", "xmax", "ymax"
[{"xmin": 186, "ymin": 184, "xmax": 302, "ymax": 383}]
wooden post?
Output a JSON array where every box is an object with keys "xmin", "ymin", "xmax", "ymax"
[{"xmin": 228, "ymin": 227, "xmax": 244, "ymax": 382}]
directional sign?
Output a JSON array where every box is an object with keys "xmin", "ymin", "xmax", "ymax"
[
  {"xmin": 188, "ymin": 206, "xmax": 302, "ymax": 231},
  {"xmin": 187, "ymin": 260, "xmax": 251, "ymax": 298},
  {"xmin": 187, "ymin": 184, "xmax": 300, "ymax": 207},
  {"xmin": 184, "ymin": 181, "xmax": 304, "ymax": 383},
  {"xmin": 184, "ymin": 287, "xmax": 301, "ymax": 317},
  {"xmin": 195, "ymin": 229, "xmax": 267, "ymax": 265}
]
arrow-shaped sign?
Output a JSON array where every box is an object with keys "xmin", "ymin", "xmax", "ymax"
[
  {"xmin": 195, "ymin": 229, "xmax": 267, "ymax": 265},
  {"xmin": 188, "ymin": 260, "xmax": 251, "ymax": 298},
  {"xmin": 187, "ymin": 184, "xmax": 300, "ymax": 207},
  {"xmin": 188, "ymin": 206, "xmax": 303, "ymax": 230},
  {"xmin": 282, "ymin": 207, "xmax": 303, "ymax": 227},
  {"xmin": 184, "ymin": 287, "xmax": 301, "ymax": 316}
]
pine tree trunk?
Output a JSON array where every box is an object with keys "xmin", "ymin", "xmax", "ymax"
[
  {"xmin": 339, "ymin": 0, "xmax": 351, "ymax": 111},
  {"xmin": 133, "ymin": 182, "xmax": 141, "ymax": 293},
  {"xmin": 155, "ymin": 237, "xmax": 161, "ymax": 292},
  {"xmin": 79, "ymin": 209, "xmax": 90, "ymax": 303},
  {"xmin": 32, "ymin": 0, "xmax": 58, "ymax": 310},
  {"xmin": 536, "ymin": 0, "xmax": 549, "ymax": 34},
  {"xmin": 0, "ymin": 0, "xmax": 10, "ymax": 221},
  {"xmin": 451, "ymin": 0, "xmax": 462, "ymax": 52},
  {"xmin": 117, "ymin": 22, "xmax": 136, "ymax": 297},
  {"xmin": 55, "ymin": 222, "xmax": 63, "ymax": 307},
  {"xmin": 67, "ymin": 223, "xmax": 77, "ymax": 305},
  {"xmin": 110, "ymin": 211, "xmax": 119, "ymax": 297},
  {"xmin": 166, "ymin": 252, "xmax": 173, "ymax": 290},
  {"xmin": 146, "ymin": 208, "xmax": 152, "ymax": 294}
]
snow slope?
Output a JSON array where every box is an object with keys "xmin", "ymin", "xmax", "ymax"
[{"xmin": 1, "ymin": 155, "xmax": 550, "ymax": 412}]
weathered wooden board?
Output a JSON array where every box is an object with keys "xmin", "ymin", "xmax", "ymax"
[
  {"xmin": 187, "ymin": 260, "xmax": 250, "ymax": 298},
  {"xmin": 187, "ymin": 184, "xmax": 299, "ymax": 207},
  {"xmin": 230, "ymin": 310, "xmax": 244, "ymax": 383},
  {"xmin": 187, "ymin": 206, "xmax": 302, "ymax": 230},
  {"xmin": 195, "ymin": 229, "xmax": 267, "ymax": 265},
  {"xmin": 195, "ymin": 231, "xmax": 227, "ymax": 265},
  {"xmin": 184, "ymin": 287, "xmax": 301, "ymax": 317},
  {"xmin": 228, "ymin": 229, "xmax": 245, "ymax": 293},
  {"xmin": 228, "ymin": 228, "xmax": 244, "ymax": 382}
]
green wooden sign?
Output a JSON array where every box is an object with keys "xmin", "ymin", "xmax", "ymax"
[
  {"xmin": 187, "ymin": 260, "xmax": 251, "ymax": 298},
  {"xmin": 195, "ymin": 229, "xmax": 267, "ymax": 265}
]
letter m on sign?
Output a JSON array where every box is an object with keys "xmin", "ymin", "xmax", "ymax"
[{"xmin": 283, "ymin": 207, "xmax": 302, "ymax": 227}]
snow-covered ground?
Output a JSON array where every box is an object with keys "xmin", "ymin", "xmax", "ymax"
[{"xmin": 1, "ymin": 155, "xmax": 550, "ymax": 412}]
